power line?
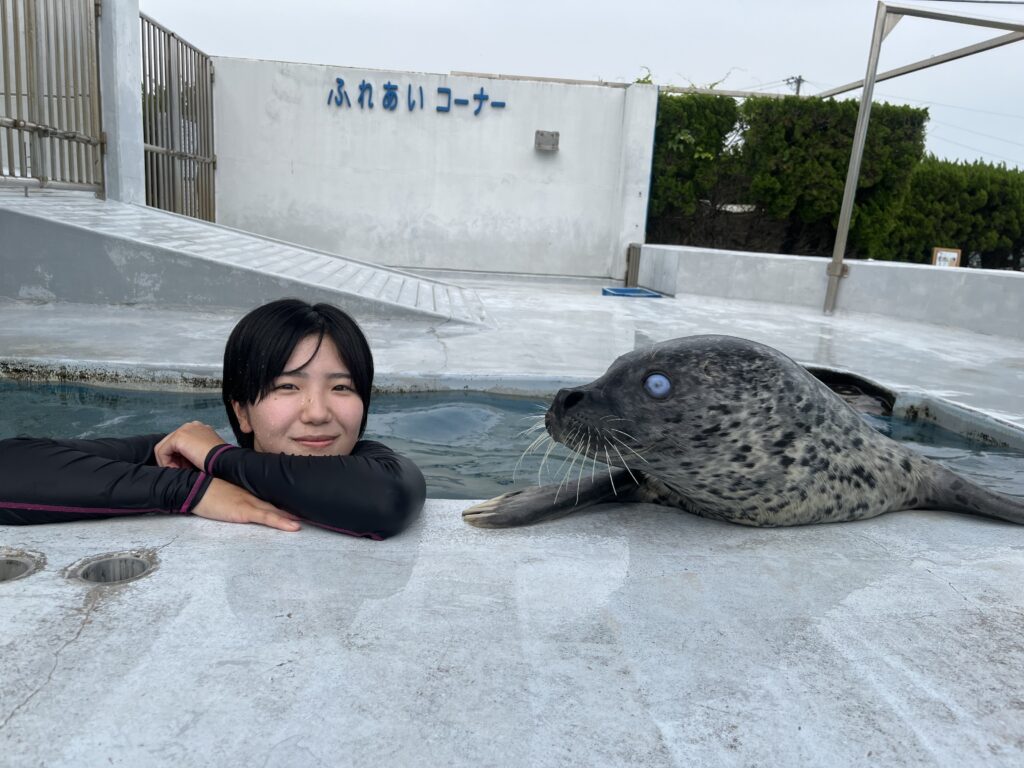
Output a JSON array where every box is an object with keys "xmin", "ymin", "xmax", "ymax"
[
  {"xmin": 927, "ymin": 132, "xmax": 1024, "ymax": 165},
  {"xmin": 873, "ymin": 91, "xmax": 1024, "ymax": 121},
  {"xmin": 929, "ymin": 118, "xmax": 1024, "ymax": 148},
  {"xmin": 735, "ymin": 79, "xmax": 791, "ymax": 92}
]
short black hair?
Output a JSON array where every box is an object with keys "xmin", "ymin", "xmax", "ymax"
[{"xmin": 222, "ymin": 299, "xmax": 374, "ymax": 449}]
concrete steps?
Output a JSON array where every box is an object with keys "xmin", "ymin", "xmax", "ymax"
[{"xmin": 0, "ymin": 190, "xmax": 487, "ymax": 325}]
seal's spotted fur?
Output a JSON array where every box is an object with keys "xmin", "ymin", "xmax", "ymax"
[{"xmin": 464, "ymin": 336, "xmax": 1024, "ymax": 528}]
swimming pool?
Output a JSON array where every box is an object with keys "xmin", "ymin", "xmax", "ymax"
[{"xmin": 1, "ymin": 380, "xmax": 1022, "ymax": 500}]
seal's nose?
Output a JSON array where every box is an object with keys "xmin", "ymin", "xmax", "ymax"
[
  {"xmin": 562, "ymin": 389, "xmax": 585, "ymax": 411},
  {"xmin": 549, "ymin": 388, "xmax": 585, "ymax": 421},
  {"xmin": 547, "ymin": 387, "xmax": 593, "ymax": 435}
]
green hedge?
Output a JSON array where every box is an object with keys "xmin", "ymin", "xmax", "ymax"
[{"xmin": 647, "ymin": 93, "xmax": 1024, "ymax": 270}]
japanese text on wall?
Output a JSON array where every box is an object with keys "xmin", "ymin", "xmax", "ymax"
[{"xmin": 327, "ymin": 77, "xmax": 508, "ymax": 116}]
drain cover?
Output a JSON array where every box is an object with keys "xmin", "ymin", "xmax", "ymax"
[
  {"xmin": 0, "ymin": 557, "xmax": 33, "ymax": 583},
  {"xmin": 72, "ymin": 554, "xmax": 155, "ymax": 585}
]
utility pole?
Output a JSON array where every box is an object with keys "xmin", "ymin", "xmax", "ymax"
[{"xmin": 785, "ymin": 75, "xmax": 805, "ymax": 96}]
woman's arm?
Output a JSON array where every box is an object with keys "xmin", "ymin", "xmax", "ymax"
[
  {"xmin": 0, "ymin": 434, "xmax": 301, "ymax": 531},
  {"xmin": 201, "ymin": 440, "xmax": 426, "ymax": 539},
  {"xmin": 0, "ymin": 435, "xmax": 211, "ymax": 525}
]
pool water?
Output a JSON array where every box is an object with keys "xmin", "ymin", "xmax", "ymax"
[{"xmin": 1, "ymin": 380, "xmax": 1022, "ymax": 501}]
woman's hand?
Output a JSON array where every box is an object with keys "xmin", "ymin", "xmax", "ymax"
[
  {"xmin": 156, "ymin": 421, "xmax": 227, "ymax": 470},
  {"xmin": 193, "ymin": 478, "xmax": 302, "ymax": 532}
]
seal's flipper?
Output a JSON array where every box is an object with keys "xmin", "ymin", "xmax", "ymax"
[
  {"xmin": 921, "ymin": 464, "xmax": 1024, "ymax": 525},
  {"xmin": 462, "ymin": 469, "xmax": 640, "ymax": 528}
]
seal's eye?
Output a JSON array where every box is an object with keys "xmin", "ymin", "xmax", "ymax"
[{"xmin": 643, "ymin": 372, "xmax": 672, "ymax": 399}]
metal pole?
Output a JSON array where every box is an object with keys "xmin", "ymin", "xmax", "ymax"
[
  {"xmin": 1, "ymin": 0, "xmax": 18, "ymax": 177},
  {"xmin": 26, "ymin": 0, "xmax": 48, "ymax": 183},
  {"xmin": 57, "ymin": 0, "xmax": 72, "ymax": 180},
  {"xmin": 169, "ymin": 33, "xmax": 181, "ymax": 213},
  {"xmin": 43, "ymin": 0, "xmax": 59, "ymax": 181},
  {"xmin": 12, "ymin": 0, "xmax": 27, "ymax": 176},
  {"xmin": 817, "ymin": 31, "xmax": 1024, "ymax": 99},
  {"xmin": 87, "ymin": 0, "xmax": 103, "ymax": 190},
  {"xmin": 823, "ymin": 1, "xmax": 889, "ymax": 315}
]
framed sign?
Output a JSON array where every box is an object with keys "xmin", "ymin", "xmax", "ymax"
[{"xmin": 931, "ymin": 247, "xmax": 961, "ymax": 267}]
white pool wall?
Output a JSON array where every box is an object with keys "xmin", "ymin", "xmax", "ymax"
[{"xmin": 638, "ymin": 244, "xmax": 1024, "ymax": 339}]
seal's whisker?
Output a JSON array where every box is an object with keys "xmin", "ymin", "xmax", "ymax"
[
  {"xmin": 607, "ymin": 427, "xmax": 641, "ymax": 443},
  {"xmin": 515, "ymin": 416, "xmax": 548, "ymax": 437},
  {"xmin": 612, "ymin": 443, "xmax": 641, "ymax": 486},
  {"xmin": 550, "ymin": 426, "xmax": 583, "ymax": 491},
  {"xmin": 606, "ymin": 429, "xmax": 646, "ymax": 454},
  {"xmin": 609, "ymin": 433, "xmax": 650, "ymax": 465},
  {"xmin": 555, "ymin": 442, "xmax": 584, "ymax": 503},
  {"xmin": 518, "ymin": 412, "xmax": 547, "ymax": 422},
  {"xmin": 588, "ymin": 429, "xmax": 602, "ymax": 484},
  {"xmin": 514, "ymin": 432, "xmax": 549, "ymax": 482},
  {"xmin": 604, "ymin": 444, "xmax": 618, "ymax": 495},
  {"xmin": 537, "ymin": 437, "xmax": 559, "ymax": 486},
  {"xmin": 576, "ymin": 431, "xmax": 593, "ymax": 505},
  {"xmin": 523, "ymin": 431, "xmax": 548, "ymax": 454},
  {"xmin": 560, "ymin": 429, "xmax": 589, "ymax": 500}
]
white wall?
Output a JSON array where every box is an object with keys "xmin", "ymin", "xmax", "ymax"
[
  {"xmin": 213, "ymin": 58, "xmax": 657, "ymax": 278},
  {"xmin": 638, "ymin": 245, "xmax": 1024, "ymax": 339}
]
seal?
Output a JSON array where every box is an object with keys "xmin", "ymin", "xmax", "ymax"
[{"xmin": 463, "ymin": 335, "xmax": 1024, "ymax": 528}]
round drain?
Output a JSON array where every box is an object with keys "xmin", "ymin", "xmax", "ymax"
[
  {"xmin": 0, "ymin": 557, "xmax": 33, "ymax": 583},
  {"xmin": 71, "ymin": 553, "xmax": 155, "ymax": 585},
  {"xmin": 0, "ymin": 550, "xmax": 44, "ymax": 584}
]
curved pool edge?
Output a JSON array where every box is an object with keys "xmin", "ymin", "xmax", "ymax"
[{"xmin": 799, "ymin": 363, "xmax": 1024, "ymax": 452}]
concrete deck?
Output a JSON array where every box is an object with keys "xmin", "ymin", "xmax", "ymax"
[
  {"xmin": 3, "ymin": 503, "xmax": 1023, "ymax": 767},
  {"xmin": 2, "ymin": 273, "xmax": 1024, "ymax": 766}
]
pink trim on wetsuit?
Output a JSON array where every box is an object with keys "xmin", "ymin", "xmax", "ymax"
[
  {"xmin": 180, "ymin": 472, "xmax": 208, "ymax": 515},
  {"xmin": 205, "ymin": 444, "xmax": 234, "ymax": 473},
  {"xmin": 301, "ymin": 517, "xmax": 383, "ymax": 540},
  {"xmin": 0, "ymin": 502, "xmax": 164, "ymax": 515}
]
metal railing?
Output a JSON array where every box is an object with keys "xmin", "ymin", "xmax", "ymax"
[
  {"xmin": 0, "ymin": 0, "xmax": 103, "ymax": 190},
  {"xmin": 140, "ymin": 12, "xmax": 214, "ymax": 221}
]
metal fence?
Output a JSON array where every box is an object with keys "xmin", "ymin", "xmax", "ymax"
[
  {"xmin": 0, "ymin": 0, "xmax": 103, "ymax": 190},
  {"xmin": 140, "ymin": 13, "xmax": 215, "ymax": 221}
]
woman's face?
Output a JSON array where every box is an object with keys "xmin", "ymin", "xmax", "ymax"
[{"xmin": 232, "ymin": 334, "xmax": 364, "ymax": 456}]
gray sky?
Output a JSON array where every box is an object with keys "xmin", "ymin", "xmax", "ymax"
[{"xmin": 139, "ymin": 0, "xmax": 1024, "ymax": 169}]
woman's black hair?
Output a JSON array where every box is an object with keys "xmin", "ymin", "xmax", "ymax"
[{"xmin": 222, "ymin": 298, "xmax": 374, "ymax": 448}]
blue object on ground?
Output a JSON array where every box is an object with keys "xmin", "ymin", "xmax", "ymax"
[{"xmin": 601, "ymin": 287, "xmax": 662, "ymax": 297}]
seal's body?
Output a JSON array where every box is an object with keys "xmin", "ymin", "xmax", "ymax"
[{"xmin": 463, "ymin": 336, "xmax": 1024, "ymax": 528}]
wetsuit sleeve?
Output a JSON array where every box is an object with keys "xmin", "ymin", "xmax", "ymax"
[
  {"xmin": 0, "ymin": 435, "xmax": 213, "ymax": 525},
  {"xmin": 202, "ymin": 439, "xmax": 425, "ymax": 539}
]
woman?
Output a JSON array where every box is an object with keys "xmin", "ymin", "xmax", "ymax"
[{"xmin": 0, "ymin": 299, "xmax": 425, "ymax": 539}]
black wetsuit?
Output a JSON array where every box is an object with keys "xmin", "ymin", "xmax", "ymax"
[{"xmin": 0, "ymin": 434, "xmax": 425, "ymax": 539}]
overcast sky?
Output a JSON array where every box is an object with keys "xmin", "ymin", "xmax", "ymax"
[{"xmin": 138, "ymin": 0, "xmax": 1024, "ymax": 169}]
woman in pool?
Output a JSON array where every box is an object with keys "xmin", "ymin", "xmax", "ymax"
[{"xmin": 0, "ymin": 299, "xmax": 425, "ymax": 539}]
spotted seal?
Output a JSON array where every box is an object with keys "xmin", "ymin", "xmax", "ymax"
[{"xmin": 463, "ymin": 335, "xmax": 1024, "ymax": 528}]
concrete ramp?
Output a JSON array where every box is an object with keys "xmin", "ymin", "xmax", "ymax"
[{"xmin": 0, "ymin": 190, "xmax": 486, "ymax": 324}]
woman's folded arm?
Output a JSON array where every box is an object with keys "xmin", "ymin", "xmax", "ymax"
[
  {"xmin": 0, "ymin": 435, "xmax": 212, "ymax": 525},
  {"xmin": 202, "ymin": 439, "xmax": 425, "ymax": 539}
]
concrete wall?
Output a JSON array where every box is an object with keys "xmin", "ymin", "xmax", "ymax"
[
  {"xmin": 638, "ymin": 245, "xmax": 1024, "ymax": 339},
  {"xmin": 213, "ymin": 58, "xmax": 657, "ymax": 278}
]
